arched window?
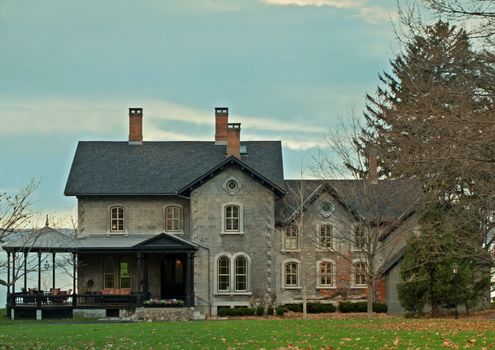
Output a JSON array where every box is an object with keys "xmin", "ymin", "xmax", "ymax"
[
  {"xmin": 217, "ymin": 256, "xmax": 230, "ymax": 292},
  {"xmin": 284, "ymin": 225, "xmax": 298, "ymax": 250},
  {"xmin": 110, "ymin": 206, "xmax": 125, "ymax": 232},
  {"xmin": 319, "ymin": 225, "xmax": 333, "ymax": 249},
  {"xmin": 224, "ymin": 205, "xmax": 240, "ymax": 232},
  {"xmin": 354, "ymin": 261, "xmax": 367, "ymax": 287},
  {"xmin": 165, "ymin": 206, "xmax": 182, "ymax": 232},
  {"xmin": 284, "ymin": 261, "xmax": 299, "ymax": 287},
  {"xmin": 319, "ymin": 261, "xmax": 334, "ymax": 287},
  {"xmin": 234, "ymin": 256, "xmax": 247, "ymax": 292},
  {"xmin": 119, "ymin": 257, "xmax": 131, "ymax": 289},
  {"xmin": 103, "ymin": 256, "xmax": 115, "ymax": 289}
]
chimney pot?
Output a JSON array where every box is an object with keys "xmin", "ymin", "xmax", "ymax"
[
  {"xmin": 226, "ymin": 123, "xmax": 241, "ymax": 159},
  {"xmin": 215, "ymin": 107, "xmax": 229, "ymax": 144},
  {"xmin": 129, "ymin": 107, "xmax": 143, "ymax": 144}
]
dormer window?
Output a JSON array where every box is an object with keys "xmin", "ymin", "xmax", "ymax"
[
  {"xmin": 110, "ymin": 207, "xmax": 124, "ymax": 232},
  {"xmin": 165, "ymin": 206, "xmax": 182, "ymax": 232}
]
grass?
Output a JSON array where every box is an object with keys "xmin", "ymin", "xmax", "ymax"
[{"xmin": 0, "ymin": 310, "xmax": 494, "ymax": 349}]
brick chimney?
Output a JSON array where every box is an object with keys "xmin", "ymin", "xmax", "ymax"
[
  {"xmin": 129, "ymin": 108, "xmax": 143, "ymax": 144},
  {"xmin": 226, "ymin": 123, "xmax": 241, "ymax": 159},
  {"xmin": 215, "ymin": 107, "xmax": 228, "ymax": 144},
  {"xmin": 368, "ymin": 150, "xmax": 378, "ymax": 184}
]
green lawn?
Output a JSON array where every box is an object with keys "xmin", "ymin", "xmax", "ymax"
[{"xmin": 0, "ymin": 312, "xmax": 494, "ymax": 349}]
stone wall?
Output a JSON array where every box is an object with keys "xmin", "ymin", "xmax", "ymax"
[
  {"xmin": 131, "ymin": 307, "xmax": 203, "ymax": 321},
  {"xmin": 77, "ymin": 196, "xmax": 191, "ymax": 238},
  {"xmin": 190, "ymin": 165, "xmax": 275, "ymax": 315}
]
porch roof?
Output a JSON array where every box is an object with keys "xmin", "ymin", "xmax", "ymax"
[{"xmin": 75, "ymin": 233, "xmax": 199, "ymax": 252}]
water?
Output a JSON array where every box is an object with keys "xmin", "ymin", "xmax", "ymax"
[{"xmin": 0, "ymin": 249, "xmax": 73, "ymax": 306}]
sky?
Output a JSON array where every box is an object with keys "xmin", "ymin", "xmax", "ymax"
[{"xmin": 0, "ymin": 0, "xmax": 399, "ymax": 224}]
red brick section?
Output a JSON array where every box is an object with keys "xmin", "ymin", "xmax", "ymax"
[
  {"xmin": 129, "ymin": 108, "xmax": 143, "ymax": 143},
  {"xmin": 227, "ymin": 123, "xmax": 241, "ymax": 159},
  {"xmin": 215, "ymin": 107, "xmax": 228, "ymax": 143}
]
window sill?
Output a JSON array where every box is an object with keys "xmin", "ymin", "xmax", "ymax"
[
  {"xmin": 281, "ymin": 249, "xmax": 301, "ymax": 253},
  {"xmin": 351, "ymin": 285, "xmax": 367, "ymax": 289},
  {"xmin": 221, "ymin": 231, "xmax": 244, "ymax": 235},
  {"xmin": 214, "ymin": 292, "xmax": 252, "ymax": 296},
  {"xmin": 106, "ymin": 231, "xmax": 128, "ymax": 236},
  {"xmin": 316, "ymin": 286, "xmax": 337, "ymax": 290},
  {"xmin": 165, "ymin": 231, "xmax": 184, "ymax": 235}
]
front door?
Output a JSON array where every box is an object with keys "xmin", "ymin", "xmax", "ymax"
[{"xmin": 160, "ymin": 255, "xmax": 185, "ymax": 300}]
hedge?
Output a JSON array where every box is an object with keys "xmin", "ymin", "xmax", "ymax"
[
  {"xmin": 338, "ymin": 302, "xmax": 387, "ymax": 313},
  {"xmin": 217, "ymin": 306, "xmax": 256, "ymax": 317},
  {"xmin": 284, "ymin": 302, "xmax": 337, "ymax": 314}
]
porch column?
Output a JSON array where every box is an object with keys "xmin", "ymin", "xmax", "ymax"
[
  {"xmin": 185, "ymin": 253, "xmax": 194, "ymax": 307},
  {"xmin": 24, "ymin": 252, "xmax": 28, "ymax": 292},
  {"xmin": 52, "ymin": 252, "xmax": 56, "ymax": 290},
  {"xmin": 72, "ymin": 253, "xmax": 77, "ymax": 307},
  {"xmin": 136, "ymin": 253, "xmax": 142, "ymax": 304},
  {"xmin": 7, "ymin": 252, "xmax": 10, "ymax": 295},
  {"xmin": 143, "ymin": 253, "xmax": 149, "ymax": 299}
]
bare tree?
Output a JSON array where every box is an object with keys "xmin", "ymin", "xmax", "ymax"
[{"xmin": 0, "ymin": 180, "xmax": 39, "ymax": 287}]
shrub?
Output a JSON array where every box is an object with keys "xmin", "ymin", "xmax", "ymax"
[
  {"xmin": 373, "ymin": 302, "xmax": 387, "ymax": 313},
  {"xmin": 217, "ymin": 306, "xmax": 256, "ymax": 317},
  {"xmin": 255, "ymin": 306, "xmax": 265, "ymax": 316},
  {"xmin": 338, "ymin": 302, "xmax": 367, "ymax": 313},
  {"xmin": 266, "ymin": 307, "xmax": 274, "ymax": 316},
  {"xmin": 245, "ymin": 308, "xmax": 255, "ymax": 316},
  {"xmin": 307, "ymin": 302, "xmax": 337, "ymax": 313},
  {"xmin": 276, "ymin": 306, "xmax": 286, "ymax": 316},
  {"xmin": 285, "ymin": 304, "xmax": 302, "ymax": 312}
]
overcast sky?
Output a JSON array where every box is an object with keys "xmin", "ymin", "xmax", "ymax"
[{"xmin": 0, "ymin": 0, "xmax": 398, "ymax": 223}]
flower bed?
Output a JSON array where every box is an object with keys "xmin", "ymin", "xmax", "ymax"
[{"xmin": 143, "ymin": 298, "xmax": 184, "ymax": 308}]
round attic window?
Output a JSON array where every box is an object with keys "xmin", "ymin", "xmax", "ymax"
[
  {"xmin": 319, "ymin": 201, "xmax": 335, "ymax": 217},
  {"xmin": 224, "ymin": 178, "xmax": 241, "ymax": 195}
]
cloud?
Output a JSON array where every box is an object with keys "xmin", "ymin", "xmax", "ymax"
[
  {"xmin": 0, "ymin": 97, "xmax": 324, "ymax": 151},
  {"xmin": 261, "ymin": 0, "xmax": 396, "ymax": 24}
]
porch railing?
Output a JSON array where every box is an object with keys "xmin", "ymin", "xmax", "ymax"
[{"xmin": 7, "ymin": 293, "xmax": 139, "ymax": 308}]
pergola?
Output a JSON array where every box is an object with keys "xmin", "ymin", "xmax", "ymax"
[{"xmin": 3, "ymin": 222, "xmax": 78, "ymax": 317}]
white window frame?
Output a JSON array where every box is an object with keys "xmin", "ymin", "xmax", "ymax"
[
  {"xmin": 352, "ymin": 224, "xmax": 366, "ymax": 251},
  {"xmin": 282, "ymin": 225, "xmax": 300, "ymax": 251},
  {"xmin": 214, "ymin": 252, "xmax": 251, "ymax": 295},
  {"xmin": 316, "ymin": 259, "xmax": 336, "ymax": 289},
  {"xmin": 318, "ymin": 224, "xmax": 334, "ymax": 250},
  {"xmin": 282, "ymin": 258, "xmax": 301, "ymax": 289},
  {"xmin": 164, "ymin": 205, "xmax": 183, "ymax": 233},
  {"xmin": 109, "ymin": 206, "xmax": 127, "ymax": 234},
  {"xmin": 352, "ymin": 259, "xmax": 367, "ymax": 288},
  {"xmin": 217, "ymin": 255, "xmax": 231, "ymax": 293},
  {"xmin": 221, "ymin": 203, "xmax": 244, "ymax": 234}
]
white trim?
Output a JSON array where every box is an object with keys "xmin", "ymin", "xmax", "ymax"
[
  {"xmin": 316, "ymin": 223, "xmax": 334, "ymax": 251},
  {"xmin": 351, "ymin": 258, "xmax": 367, "ymax": 288},
  {"xmin": 164, "ymin": 204, "xmax": 184, "ymax": 234},
  {"xmin": 223, "ymin": 177, "xmax": 241, "ymax": 195},
  {"xmin": 282, "ymin": 225, "xmax": 299, "ymax": 251},
  {"xmin": 107, "ymin": 205, "xmax": 128, "ymax": 235},
  {"xmin": 316, "ymin": 258, "xmax": 336, "ymax": 289},
  {"xmin": 221, "ymin": 202, "xmax": 244, "ymax": 234},
  {"xmin": 214, "ymin": 252, "xmax": 251, "ymax": 294},
  {"xmin": 281, "ymin": 258, "xmax": 301, "ymax": 289}
]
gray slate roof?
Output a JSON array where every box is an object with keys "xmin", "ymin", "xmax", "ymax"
[
  {"xmin": 276, "ymin": 179, "xmax": 422, "ymax": 223},
  {"xmin": 65, "ymin": 141, "xmax": 284, "ymax": 196},
  {"xmin": 3, "ymin": 226, "xmax": 79, "ymax": 252}
]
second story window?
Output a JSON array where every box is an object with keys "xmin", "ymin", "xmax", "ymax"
[
  {"xmin": 225, "ymin": 205, "xmax": 240, "ymax": 232},
  {"xmin": 354, "ymin": 225, "xmax": 366, "ymax": 250},
  {"xmin": 319, "ymin": 225, "xmax": 333, "ymax": 249},
  {"xmin": 165, "ymin": 206, "xmax": 182, "ymax": 232},
  {"xmin": 110, "ymin": 207, "xmax": 124, "ymax": 232},
  {"xmin": 284, "ymin": 225, "xmax": 298, "ymax": 250}
]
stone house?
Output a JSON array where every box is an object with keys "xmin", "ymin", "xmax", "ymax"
[{"xmin": 4, "ymin": 107, "xmax": 419, "ymax": 318}]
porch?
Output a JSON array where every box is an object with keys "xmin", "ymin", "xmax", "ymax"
[{"xmin": 3, "ymin": 227, "xmax": 199, "ymax": 319}]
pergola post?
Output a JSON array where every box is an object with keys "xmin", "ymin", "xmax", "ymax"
[
  {"xmin": 12, "ymin": 252, "xmax": 16, "ymax": 295},
  {"xmin": 136, "ymin": 253, "xmax": 142, "ymax": 303},
  {"xmin": 7, "ymin": 252, "xmax": 10, "ymax": 295},
  {"xmin": 185, "ymin": 252, "xmax": 194, "ymax": 307},
  {"xmin": 24, "ymin": 252, "xmax": 28, "ymax": 292},
  {"xmin": 52, "ymin": 252, "xmax": 56, "ymax": 290}
]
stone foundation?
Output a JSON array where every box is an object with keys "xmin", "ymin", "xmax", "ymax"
[{"xmin": 131, "ymin": 307, "xmax": 204, "ymax": 322}]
